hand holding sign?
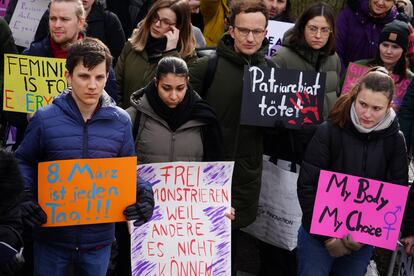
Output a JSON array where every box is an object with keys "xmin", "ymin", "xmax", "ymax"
[
  {"xmin": 324, "ymin": 238, "xmax": 351, "ymax": 257},
  {"xmin": 21, "ymin": 197, "xmax": 47, "ymax": 228},
  {"xmin": 343, "ymin": 234, "xmax": 363, "ymax": 251},
  {"xmin": 124, "ymin": 181, "xmax": 155, "ymax": 227}
]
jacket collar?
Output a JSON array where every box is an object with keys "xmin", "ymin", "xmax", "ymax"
[{"xmin": 53, "ymin": 88, "xmax": 116, "ymax": 122}]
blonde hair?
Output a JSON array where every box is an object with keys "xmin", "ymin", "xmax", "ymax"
[
  {"xmin": 129, "ymin": 0, "xmax": 195, "ymax": 58},
  {"xmin": 50, "ymin": 0, "xmax": 87, "ymax": 30}
]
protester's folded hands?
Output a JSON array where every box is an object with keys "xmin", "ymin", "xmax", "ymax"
[
  {"xmin": 21, "ymin": 197, "xmax": 47, "ymax": 228},
  {"xmin": 343, "ymin": 234, "xmax": 363, "ymax": 251},
  {"xmin": 324, "ymin": 237, "xmax": 351, "ymax": 257}
]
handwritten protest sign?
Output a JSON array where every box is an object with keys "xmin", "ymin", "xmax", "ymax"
[
  {"xmin": 38, "ymin": 157, "xmax": 137, "ymax": 227},
  {"xmin": 3, "ymin": 54, "xmax": 67, "ymax": 113},
  {"xmin": 131, "ymin": 162, "xmax": 233, "ymax": 276},
  {"xmin": 240, "ymin": 66, "xmax": 326, "ymax": 128},
  {"xmin": 342, "ymin": 63, "xmax": 410, "ymax": 112},
  {"xmin": 266, "ymin": 20, "xmax": 294, "ymax": 57},
  {"xmin": 9, "ymin": 0, "xmax": 49, "ymax": 47},
  {"xmin": 311, "ymin": 170, "xmax": 409, "ymax": 250},
  {"xmin": 0, "ymin": 0, "xmax": 10, "ymax": 17}
]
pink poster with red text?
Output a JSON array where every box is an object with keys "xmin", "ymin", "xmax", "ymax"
[{"xmin": 311, "ymin": 170, "xmax": 409, "ymax": 250}]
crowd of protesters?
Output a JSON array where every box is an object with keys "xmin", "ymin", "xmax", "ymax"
[{"xmin": 1, "ymin": 0, "xmax": 414, "ymax": 276}]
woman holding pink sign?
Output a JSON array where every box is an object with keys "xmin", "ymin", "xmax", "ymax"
[{"xmin": 297, "ymin": 67, "xmax": 409, "ymax": 276}]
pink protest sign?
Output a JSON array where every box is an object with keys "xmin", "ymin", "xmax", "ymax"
[
  {"xmin": 310, "ymin": 170, "xmax": 409, "ymax": 250},
  {"xmin": 0, "ymin": 0, "xmax": 9, "ymax": 17},
  {"xmin": 342, "ymin": 63, "xmax": 410, "ymax": 112}
]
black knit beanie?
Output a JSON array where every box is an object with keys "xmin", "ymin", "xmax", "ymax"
[{"xmin": 379, "ymin": 20, "xmax": 410, "ymax": 51}]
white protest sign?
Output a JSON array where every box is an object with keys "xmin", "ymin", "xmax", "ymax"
[
  {"xmin": 266, "ymin": 20, "xmax": 294, "ymax": 57},
  {"xmin": 9, "ymin": 0, "xmax": 49, "ymax": 47},
  {"xmin": 131, "ymin": 161, "xmax": 233, "ymax": 276}
]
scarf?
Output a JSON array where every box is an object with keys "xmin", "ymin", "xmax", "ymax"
[
  {"xmin": 350, "ymin": 102, "xmax": 396, "ymax": 133},
  {"xmin": 145, "ymin": 80, "xmax": 224, "ymax": 160},
  {"xmin": 145, "ymin": 80, "xmax": 195, "ymax": 132},
  {"xmin": 50, "ymin": 33, "xmax": 84, "ymax": 59},
  {"xmin": 145, "ymin": 36, "xmax": 167, "ymax": 62}
]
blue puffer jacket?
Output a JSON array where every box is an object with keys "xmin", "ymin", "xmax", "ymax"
[
  {"xmin": 23, "ymin": 35, "xmax": 118, "ymax": 101},
  {"xmin": 15, "ymin": 89, "xmax": 135, "ymax": 250}
]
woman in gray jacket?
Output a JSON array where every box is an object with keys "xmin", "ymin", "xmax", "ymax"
[
  {"xmin": 116, "ymin": 56, "xmax": 223, "ymax": 276},
  {"xmin": 127, "ymin": 56, "xmax": 223, "ymax": 163}
]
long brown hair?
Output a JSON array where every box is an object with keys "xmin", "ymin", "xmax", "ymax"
[
  {"xmin": 129, "ymin": 0, "xmax": 195, "ymax": 58},
  {"xmin": 328, "ymin": 67, "xmax": 395, "ymax": 128},
  {"xmin": 288, "ymin": 2, "xmax": 336, "ymax": 54}
]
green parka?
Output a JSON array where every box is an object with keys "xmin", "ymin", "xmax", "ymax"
[
  {"xmin": 271, "ymin": 30, "xmax": 341, "ymax": 118},
  {"xmin": 189, "ymin": 33, "xmax": 270, "ymax": 228}
]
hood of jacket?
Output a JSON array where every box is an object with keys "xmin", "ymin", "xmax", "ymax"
[{"xmin": 216, "ymin": 32, "xmax": 270, "ymax": 66}]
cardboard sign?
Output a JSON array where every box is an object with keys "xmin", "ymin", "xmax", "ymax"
[
  {"xmin": 38, "ymin": 157, "xmax": 137, "ymax": 227},
  {"xmin": 342, "ymin": 63, "xmax": 410, "ymax": 112},
  {"xmin": 266, "ymin": 20, "xmax": 294, "ymax": 57},
  {"xmin": 311, "ymin": 170, "xmax": 409, "ymax": 250},
  {"xmin": 240, "ymin": 66, "xmax": 326, "ymax": 128},
  {"xmin": 9, "ymin": 0, "xmax": 49, "ymax": 47},
  {"xmin": 3, "ymin": 54, "xmax": 67, "ymax": 113},
  {"xmin": 131, "ymin": 162, "xmax": 233, "ymax": 276},
  {"xmin": 0, "ymin": 0, "xmax": 10, "ymax": 17}
]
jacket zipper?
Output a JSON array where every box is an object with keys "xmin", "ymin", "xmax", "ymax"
[
  {"xmin": 169, "ymin": 132, "xmax": 175, "ymax": 161},
  {"xmin": 362, "ymin": 135, "xmax": 370, "ymax": 173},
  {"xmin": 82, "ymin": 119, "xmax": 90, "ymax": 158}
]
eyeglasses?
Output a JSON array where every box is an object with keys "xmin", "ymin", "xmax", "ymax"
[
  {"xmin": 233, "ymin": 26, "xmax": 266, "ymax": 38},
  {"xmin": 151, "ymin": 14, "xmax": 176, "ymax": 27},
  {"xmin": 306, "ymin": 25, "xmax": 331, "ymax": 37}
]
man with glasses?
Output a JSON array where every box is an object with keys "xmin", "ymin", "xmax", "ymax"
[{"xmin": 189, "ymin": 0, "xmax": 270, "ymax": 273}]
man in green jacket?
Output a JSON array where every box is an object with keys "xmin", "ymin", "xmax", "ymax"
[{"xmin": 190, "ymin": 0, "xmax": 269, "ymax": 231}]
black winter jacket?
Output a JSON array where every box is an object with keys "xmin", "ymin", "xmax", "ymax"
[{"xmin": 298, "ymin": 120, "xmax": 408, "ymax": 240}]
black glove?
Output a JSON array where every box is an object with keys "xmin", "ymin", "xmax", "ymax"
[
  {"xmin": 123, "ymin": 182, "xmax": 154, "ymax": 227},
  {"xmin": 21, "ymin": 200, "xmax": 47, "ymax": 228}
]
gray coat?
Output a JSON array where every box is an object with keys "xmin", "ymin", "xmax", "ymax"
[{"xmin": 127, "ymin": 91, "xmax": 206, "ymax": 163}]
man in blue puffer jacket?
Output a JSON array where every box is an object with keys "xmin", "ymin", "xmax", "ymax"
[{"xmin": 15, "ymin": 37, "xmax": 154, "ymax": 276}]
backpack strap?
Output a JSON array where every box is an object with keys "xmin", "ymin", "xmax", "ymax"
[{"xmin": 132, "ymin": 110, "xmax": 142, "ymax": 141}]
